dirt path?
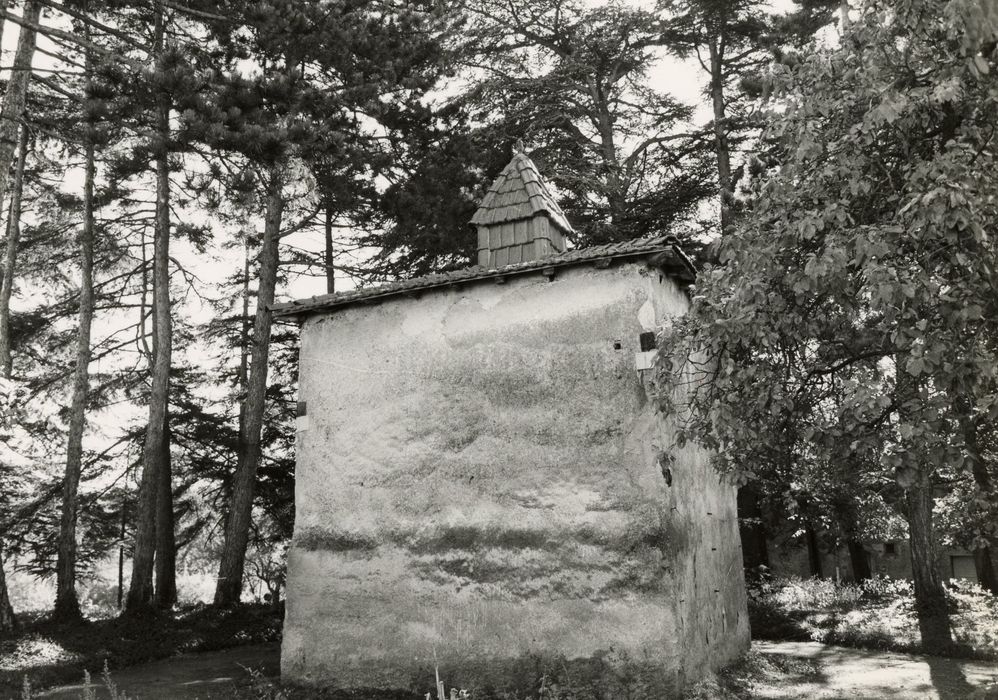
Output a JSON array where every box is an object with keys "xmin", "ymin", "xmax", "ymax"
[
  {"xmin": 33, "ymin": 640, "xmax": 998, "ymax": 699},
  {"xmin": 749, "ymin": 641, "xmax": 998, "ymax": 699}
]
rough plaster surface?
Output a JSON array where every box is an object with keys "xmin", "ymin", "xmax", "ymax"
[{"xmin": 282, "ymin": 262, "xmax": 749, "ymax": 693}]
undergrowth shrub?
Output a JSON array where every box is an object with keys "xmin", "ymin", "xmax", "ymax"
[
  {"xmin": 21, "ymin": 661, "xmax": 130, "ymax": 700},
  {"xmin": 748, "ymin": 574, "xmax": 997, "ymax": 658}
]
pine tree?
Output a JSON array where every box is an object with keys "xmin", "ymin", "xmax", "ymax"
[
  {"xmin": 661, "ymin": 0, "xmax": 841, "ymax": 237},
  {"xmin": 53, "ymin": 35, "xmax": 99, "ymax": 621},
  {"xmin": 0, "ymin": 1, "xmax": 41, "ymax": 377},
  {"xmin": 368, "ymin": 0, "xmax": 715, "ymax": 277},
  {"xmin": 126, "ymin": 0, "xmax": 177, "ymax": 615},
  {"xmin": 205, "ymin": 0, "xmax": 446, "ymax": 605},
  {"xmin": 214, "ymin": 159, "xmax": 283, "ymax": 606}
]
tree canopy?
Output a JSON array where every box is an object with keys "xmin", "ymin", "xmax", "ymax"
[{"xmin": 658, "ymin": 0, "xmax": 998, "ymax": 644}]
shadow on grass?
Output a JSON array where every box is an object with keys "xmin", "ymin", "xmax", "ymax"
[
  {"xmin": 684, "ymin": 649, "xmax": 825, "ymax": 700},
  {"xmin": 925, "ymin": 655, "xmax": 992, "ymax": 700},
  {"xmin": 748, "ymin": 577, "xmax": 998, "ymax": 661},
  {"xmin": 746, "ymin": 598, "xmax": 813, "ymax": 642}
]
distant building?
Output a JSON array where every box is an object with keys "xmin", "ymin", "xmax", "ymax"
[
  {"xmin": 274, "ymin": 148, "xmax": 749, "ymax": 693},
  {"xmin": 769, "ymin": 534, "xmax": 980, "ymax": 584}
]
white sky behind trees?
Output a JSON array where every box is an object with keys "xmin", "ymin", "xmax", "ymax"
[
  {"xmin": 0, "ymin": 0, "xmax": 839, "ymax": 469},
  {"xmin": 0, "ymin": 0, "xmax": 815, "ymax": 301}
]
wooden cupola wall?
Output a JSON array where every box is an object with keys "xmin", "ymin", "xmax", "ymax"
[{"xmin": 471, "ymin": 145, "xmax": 574, "ymax": 268}]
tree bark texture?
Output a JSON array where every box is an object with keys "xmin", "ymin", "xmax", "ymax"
[
  {"xmin": 0, "ymin": 125, "xmax": 30, "ymax": 378},
  {"xmin": 0, "ymin": 1, "xmax": 7, "ymax": 50},
  {"xmin": 906, "ymin": 483, "xmax": 953, "ymax": 646},
  {"xmin": 894, "ymin": 350, "xmax": 952, "ymax": 647},
  {"xmin": 708, "ymin": 34, "xmax": 733, "ymax": 235},
  {"xmin": 591, "ymin": 89, "xmax": 627, "ymax": 232},
  {"xmin": 0, "ymin": 119, "xmax": 29, "ymax": 635},
  {"xmin": 324, "ymin": 204, "xmax": 335, "ymax": 294},
  {"xmin": 117, "ymin": 504, "xmax": 125, "ymax": 610},
  {"xmin": 956, "ymin": 396, "xmax": 998, "ymax": 595},
  {"xmin": 214, "ymin": 164, "xmax": 284, "ymax": 606},
  {"xmin": 0, "ymin": 0, "xmax": 38, "ymax": 378},
  {"xmin": 126, "ymin": 7, "xmax": 172, "ymax": 613},
  {"xmin": 54, "ymin": 115, "xmax": 96, "ymax": 622},
  {"xmin": 154, "ymin": 417, "xmax": 176, "ymax": 609},
  {"xmin": 0, "ymin": 544, "xmax": 16, "ymax": 636}
]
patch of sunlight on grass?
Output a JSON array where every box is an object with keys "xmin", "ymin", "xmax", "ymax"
[{"xmin": 0, "ymin": 635, "xmax": 83, "ymax": 671}]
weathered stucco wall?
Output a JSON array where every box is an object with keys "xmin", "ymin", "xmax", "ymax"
[{"xmin": 282, "ymin": 261, "xmax": 749, "ymax": 693}]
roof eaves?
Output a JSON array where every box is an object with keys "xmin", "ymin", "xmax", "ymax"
[{"xmin": 272, "ymin": 238, "xmax": 695, "ymax": 320}]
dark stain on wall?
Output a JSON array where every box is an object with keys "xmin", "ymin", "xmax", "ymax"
[
  {"xmin": 295, "ymin": 528, "xmax": 379, "ymax": 553},
  {"xmin": 294, "ymin": 519, "xmax": 687, "ymax": 561},
  {"xmin": 404, "ymin": 525, "xmax": 554, "ymax": 554}
]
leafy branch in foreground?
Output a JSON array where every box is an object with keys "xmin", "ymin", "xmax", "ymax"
[{"xmin": 658, "ymin": 0, "xmax": 998, "ymax": 648}]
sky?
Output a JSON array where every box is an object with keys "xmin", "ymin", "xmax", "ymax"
[
  {"xmin": 0, "ymin": 0, "xmax": 842, "ymax": 462},
  {"xmin": 0, "ymin": 0, "xmax": 817, "ymax": 303}
]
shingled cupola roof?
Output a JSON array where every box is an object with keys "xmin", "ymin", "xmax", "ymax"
[{"xmin": 470, "ymin": 146, "xmax": 574, "ymax": 268}]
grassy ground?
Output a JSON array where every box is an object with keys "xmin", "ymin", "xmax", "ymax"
[
  {"xmin": 747, "ymin": 575, "xmax": 998, "ymax": 659},
  {"xmin": 683, "ymin": 649, "xmax": 829, "ymax": 700},
  {"xmin": 6, "ymin": 577, "xmax": 998, "ymax": 698},
  {"xmin": 0, "ymin": 603, "xmax": 282, "ymax": 697},
  {"xmin": 685, "ymin": 646, "xmax": 998, "ymax": 700}
]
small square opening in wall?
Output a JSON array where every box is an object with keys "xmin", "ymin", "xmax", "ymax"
[
  {"xmin": 613, "ymin": 340, "xmax": 622, "ymax": 350},
  {"xmin": 884, "ymin": 541, "xmax": 897, "ymax": 555},
  {"xmin": 639, "ymin": 331, "xmax": 657, "ymax": 352}
]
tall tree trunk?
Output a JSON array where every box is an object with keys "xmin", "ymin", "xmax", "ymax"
[
  {"xmin": 847, "ymin": 539, "xmax": 871, "ymax": 582},
  {"xmin": 0, "ymin": 1, "xmax": 7, "ymax": 52},
  {"xmin": 324, "ymin": 203, "xmax": 335, "ymax": 295},
  {"xmin": 586, "ymin": 85, "xmax": 627, "ymax": 235},
  {"xmin": 804, "ymin": 518, "xmax": 824, "ymax": 579},
  {"xmin": 0, "ymin": 100, "xmax": 30, "ymax": 637},
  {"xmin": 236, "ymin": 238, "xmax": 250, "ymax": 441},
  {"xmin": 0, "ymin": 0, "xmax": 10, "ymax": 304},
  {"xmin": 153, "ymin": 417, "xmax": 176, "ymax": 609},
  {"xmin": 0, "ymin": 1, "xmax": 38, "ymax": 377},
  {"xmin": 896, "ymin": 353, "xmax": 952, "ymax": 646},
  {"xmin": 117, "ymin": 503, "xmax": 125, "ymax": 610},
  {"xmin": 0, "ymin": 544, "xmax": 16, "ymax": 636},
  {"xmin": 126, "ymin": 4, "xmax": 172, "ymax": 614},
  {"xmin": 708, "ymin": 34, "xmax": 733, "ymax": 235},
  {"xmin": 240, "ymin": 238, "xmax": 250, "ymax": 393},
  {"xmin": 0, "ymin": 125, "xmax": 30, "ymax": 378},
  {"xmin": 955, "ymin": 395, "xmax": 998, "ymax": 595},
  {"xmin": 737, "ymin": 484, "xmax": 769, "ymax": 574},
  {"xmin": 53, "ymin": 89, "xmax": 97, "ymax": 621},
  {"xmin": 214, "ymin": 164, "xmax": 284, "ymax": 606},
  {"xmin": 906, "ymin": 482, "xmax": 952, "ymax": 646}
]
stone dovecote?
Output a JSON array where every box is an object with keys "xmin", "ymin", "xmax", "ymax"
[{"xmin": 470, "ymin": 149, "xmax": 574, "ymax": 268}]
